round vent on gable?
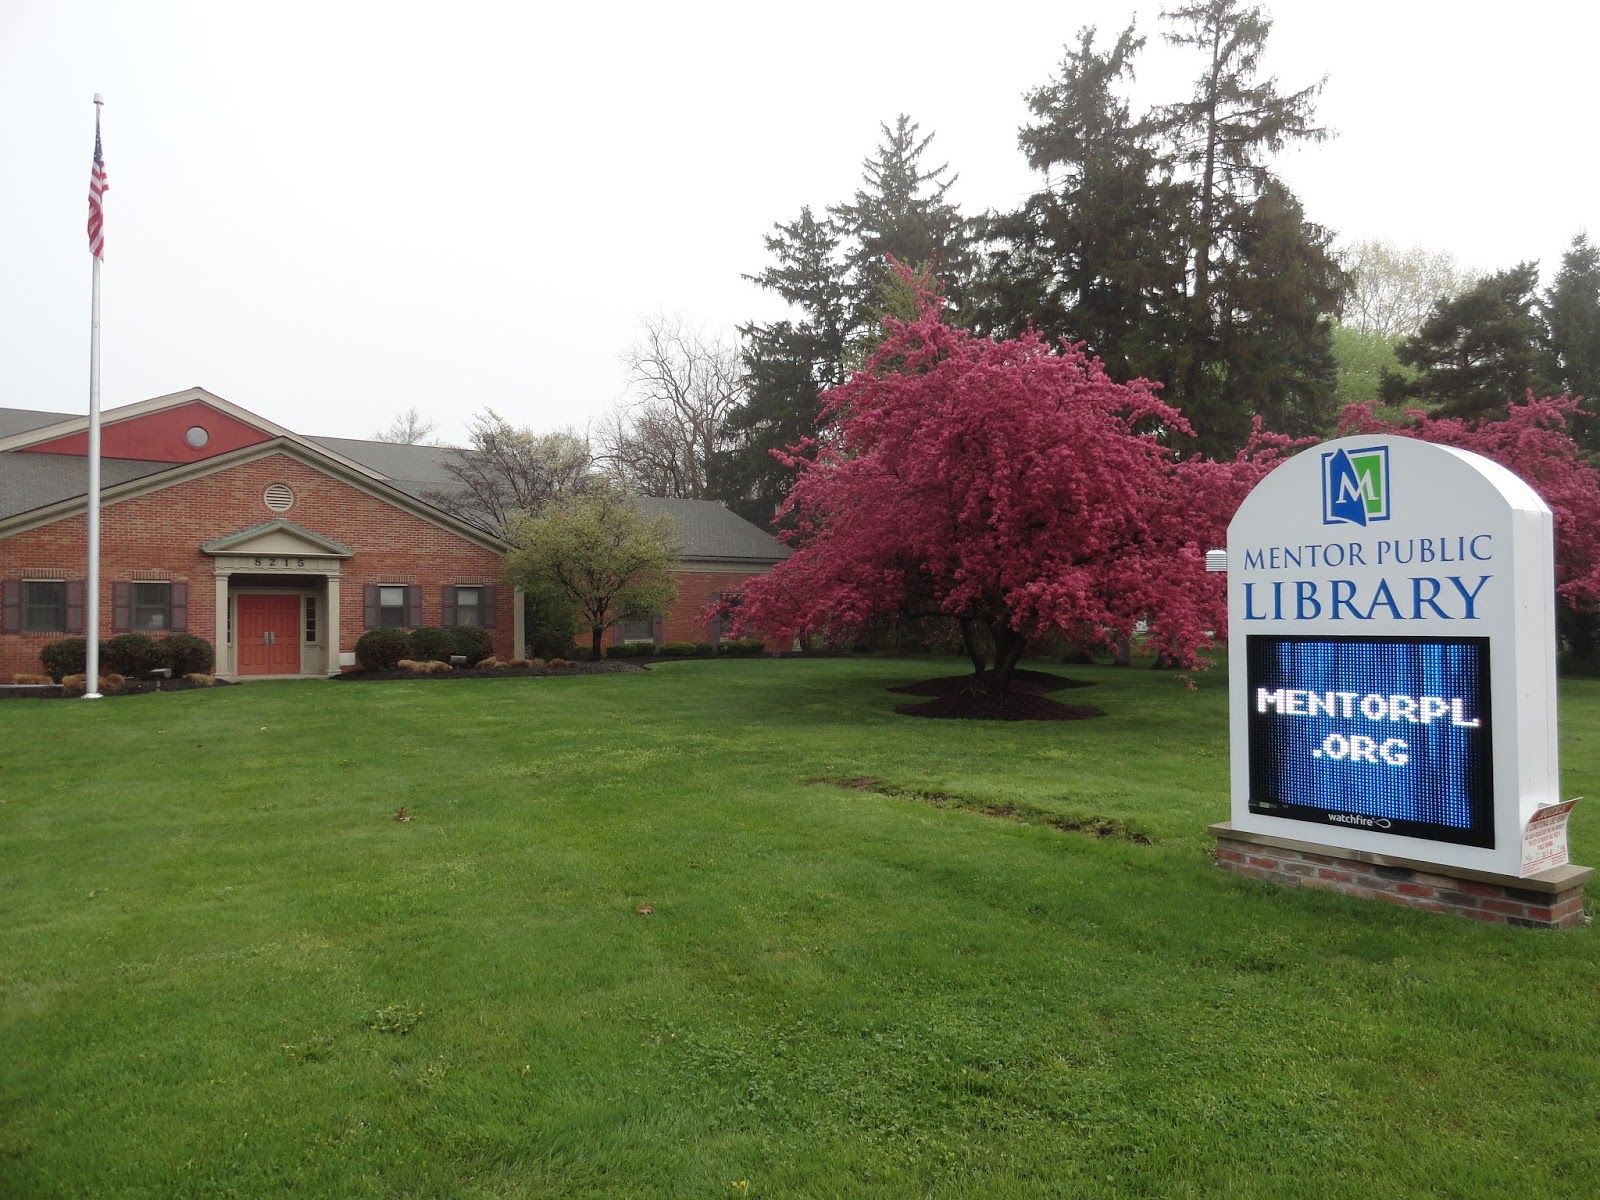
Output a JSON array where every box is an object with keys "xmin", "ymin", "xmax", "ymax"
[
  {"xmin": 264, "ymin": 484, "xmax": 295, "ymax": 513},
  {"xmin": 184, "ymin": 425, "xmax": 210, "ymax": 449}
]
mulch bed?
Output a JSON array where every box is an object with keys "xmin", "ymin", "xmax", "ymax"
[
  {"xmin": 891, "ymin": 668, "xmax": 1104, "ymax": 722},
  {"xmin": 331, "ymin": 661, "xmax": 650, "ymax": 682},
  {"xmin": 2, "ymin": 677, "xmax": 238, "ymax": 700}
]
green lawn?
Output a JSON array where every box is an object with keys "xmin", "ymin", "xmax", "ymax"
[{"xmin": 2, "ymin": 658, "xmax": 1598, "ymax": 1199}]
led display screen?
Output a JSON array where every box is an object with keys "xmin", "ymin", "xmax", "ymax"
[{"xmin": 1246, "ymin": 636, "xmax": 1494, "ymax": 847}]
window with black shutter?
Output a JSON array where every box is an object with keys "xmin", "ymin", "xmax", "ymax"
[{"xmin": 23, "ymin": 581, "xmax": 68, "ymax": 632}]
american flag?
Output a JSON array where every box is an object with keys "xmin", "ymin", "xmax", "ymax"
[{"xmin": 87, "ymin": 112, "xmax": 108, "ymax": 259}]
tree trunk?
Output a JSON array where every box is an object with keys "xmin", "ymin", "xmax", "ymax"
[
  {"xmin": 988, "ymin": 623, "xmax": 1028, "ymax": 694},
  {"xmin": 591, "ymin": 623, "xmax": 605, "ymax": 660},
  {"xmin": 958, "ymin": 617, "xmax": 988, "ymax": 678},
  {"xmin": 1113, "ymin": 637, "xmax": 1132, "ymax": 667}
]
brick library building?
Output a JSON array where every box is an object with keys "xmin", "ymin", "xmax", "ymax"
[{"xmin": 0, "ymin": 388, "xmax": 788, "ymax": 680}]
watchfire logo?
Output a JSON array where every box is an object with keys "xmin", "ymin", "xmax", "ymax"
[{"xmin": 1322, "ymin": 446, "xmax": 1390, "ymax": 527}]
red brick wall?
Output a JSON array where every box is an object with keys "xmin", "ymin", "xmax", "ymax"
[
  {"xmin": 609, "ymin": 567, "xmax": 777, "ymax": 647},
  {"xmin": 0, "ymin": 452, "xmax": 511, "ymax": 677}
]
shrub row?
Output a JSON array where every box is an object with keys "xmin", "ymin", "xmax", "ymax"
[
  {"xmin": 354, "ymin": 626, "xmax": 495, "ymax": 671},
  {"xmin": 39, "ymin": 633, "xmax": 215, "ymax": 681},
  {"xmin": 600, "ymin": 638, "xmax": 766, "ymax": 660}
]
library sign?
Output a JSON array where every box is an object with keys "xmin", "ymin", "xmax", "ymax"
[{"xmin": 1226, "ymin": 436, "xmax": 1566, "ymax": 877}]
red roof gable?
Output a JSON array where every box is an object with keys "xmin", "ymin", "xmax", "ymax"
[{"xmin": 20, "ymin": 400, "xmax": 272, "ymax": 463}]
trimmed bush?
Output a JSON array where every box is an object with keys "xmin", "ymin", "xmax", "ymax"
[
  {"xmin": 718, "ymin": 638, "xmax": 766, "ymax": 656},
  {"xmin": 62, "ymin": 673, "xmax": 125, "ymax": 695},
  {"xmin": 658, "ymin": 641, "xmax": 702, "ymax": 656},
  {"xmin": 39, "ymin": 638, "xmax": 88, "ymax": 681},
  {"xmin": 446, "ymin": 625, "xmax": 494, "ymax": 664},
  {"xmin": 693, "ymin": 642, "xmax": 715, "ymax": 656},
  {"xmin": 355, "ymin": 627, "xmax": 411, "ymax": 671},
  {"xmin": 158, "ymin": 633, "xmax": 214, "ymax": 676},
  {"xmin": 397, "ymin": 659, "xmax": 451, "ymax": 674},
  {"xmin": 407, "ymin": 626, "xmax": 454, "ymax": 662},
  {"xmin": 11, "ymin": 673, "xmax": 53, "ymax": 685},
  {"xmin": 101, "ymin": 634, "xmax": 163, "ymax": 677},
  {"xmin": 604, "ymin": 642, "xmax": 658, "ymax": 658},
  {"xmin": 184, "ymin": 674, "xmax": 220, "ymax": 687}
]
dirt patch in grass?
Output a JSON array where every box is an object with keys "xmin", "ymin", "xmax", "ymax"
[
  {"xmin": 332, "ymin": 661, "xmax": 649, "ymax": 682},
  {"xmin": 816, "ymin": 776, "xmax": 1151, "ymax": 843}
]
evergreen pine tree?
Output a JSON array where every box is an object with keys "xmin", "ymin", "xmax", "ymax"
[
  {"xmin": 1157, "ymin": 0, "xmax": 1342, "ymax": 455},
  {"xmin": 972, "ymin": 25, "xmax": 1186, "ymax": 384},
  {"xmin": 710, "ymin": 207, "xmax": 847, "ymax": 524},
  {"xmin": 1384, "ymin": 263, "xmax": 1556, "ymax": 420},
  {"xmin": 1542, "ymin": 233, "xmax": 1600, "ymax": 449}
]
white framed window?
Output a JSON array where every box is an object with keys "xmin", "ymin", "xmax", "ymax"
[
  {"xmin": 455, "ymin": 586, "xmax": 482, "ymax": 628},
  {"xmin": 379, "ymin": 585, "xmax": 407, "ymax": 628},
  {"xmin": 132, "ymin": 582, "xmax": 172, "ymax": 630}
]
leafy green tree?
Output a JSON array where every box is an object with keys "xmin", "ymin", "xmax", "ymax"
[
  {"xmin": 1330, "ymin": 323, "xmax": 1412, "ymax": 406},
  {"xmin": 1339, "ymin": 239, "xmax": 1478, "ymax": 338},
  {"xmin": 1542, "ymin": 233, "xmax": 1600, "ymax": 449},
  {"xmin": 501, "ymin": 481, "xmax": 679, "ymax": 660},
  {"xmin": 1384, "ymin": 263, "xmax": 1556, "ymax": 419}
]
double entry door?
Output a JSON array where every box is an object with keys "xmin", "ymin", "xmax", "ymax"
[{"xmin": 236, "ymin": 594, "xmax": 302, "ymax": 675}]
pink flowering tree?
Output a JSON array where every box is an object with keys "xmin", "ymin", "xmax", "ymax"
[
  {"xmin": 1339, "ymin": 395, "xmax": 1600, "ymax": 662},
  {"xmin": 726, "ymin": 294, "xmax": 1283, "ymax": 692}
]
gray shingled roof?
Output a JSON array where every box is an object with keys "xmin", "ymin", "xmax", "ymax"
[
  {"xmin": 314, "ymin": 437, "xmax": 789, "ymax": 563},
  {"xmin": 0, "ymin": 453, "xmax": 172, "ymax": 522},
  {"xmin": 1, "ymin": 411, "xmax": 790, "ymax": 563},
  {"xmin": 635, "ymin": 496, "xmax": 790, "ymax": 562},
  {"xmin": 0, "ymin": 407, "xmax": 74, "ymax": 439}
]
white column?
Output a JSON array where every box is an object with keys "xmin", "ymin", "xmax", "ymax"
[
  {"xmin": 326, "ymin": 572, "xmax": 342, "ymax": 673},
  {"xmin": 213, "ymin": 570, "xmax": 230, "ymax": 676},
  {"xmin": 513, "ymin": 587, "xmax": 526, "ymax": 660}
]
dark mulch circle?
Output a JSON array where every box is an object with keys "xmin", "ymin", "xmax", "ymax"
[
  {"xmin": 889, "ymin": 668, "xmax": 1094, "ymax": 698},
  {"xmin": 896, "ymin": 689, "xmax": 1106, "ymax": 722},
  {"xmin": 331, "ymin": 661, "xmax": 649, "ymax": 682}
]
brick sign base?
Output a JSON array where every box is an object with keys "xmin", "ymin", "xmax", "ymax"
[{"xmin": 1210, "ymin": 822, "xmax": 1591, "ymax": 929}]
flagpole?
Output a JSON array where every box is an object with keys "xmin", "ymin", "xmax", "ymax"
[{"xmin": 84, "ymin": 93, "xmax": 104, "ymax": 700}]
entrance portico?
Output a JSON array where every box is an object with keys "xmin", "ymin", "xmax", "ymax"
[{"xmin": 201, "ymin": 520, "xmax": 353, "ymax": 678}]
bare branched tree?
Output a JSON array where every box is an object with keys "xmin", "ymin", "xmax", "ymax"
[
  {"xmin": 1338, "ymin": 239, "xmax": 1481, "ymax": 339},
  {"xmin": 373, "ymin": 407, "xmax": 441, "ymax": 445},
  {"xmin": 424, "ymin": 408, "xmax": 592, "ymax": 532},
  {"xmin": 596, "ymin": 313, "xmax": 744, "ymax": 499}
]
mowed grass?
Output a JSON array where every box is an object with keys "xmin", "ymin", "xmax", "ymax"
[{"xmin": 2, "ymin": 658, "xmax": 1598, "ymax": 1199}]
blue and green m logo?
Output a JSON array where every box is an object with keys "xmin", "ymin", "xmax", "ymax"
[{"xmin": 1322, "ymin": 446, "xmax": 1390, "ymax": 527}]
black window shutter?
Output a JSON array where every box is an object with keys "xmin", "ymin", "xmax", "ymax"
[
  {"xmin": 1, "ymin": 580, "xmax": 19, "ymax": 635},
  {"xmin": 170, "ymin": 582, "xmax": 188, "ymax": 632},
  {"xmin": 363, "ymin": 585, "xmax": 379, "ymax": 630},
  {"xmin": 405, "ymin": 585, "xmax": 422, "ymax": 628},
  {"xmin": 65, "ymin": 580, "xmax": 86, "ymax": 634},
  {"xmin": 112, "ymin": 582, "xmax": 132, "ymax": 633},
  {"xmin": 441, "ymin": 586, "xmax": 457, "ymax": 626},
  {"xmin": 480, "ymin": 585, "xmax": 497, "ymax": 628},
  {"xmin": 651, "ymin": 614, "xmax": 665, "ymax": 645}
]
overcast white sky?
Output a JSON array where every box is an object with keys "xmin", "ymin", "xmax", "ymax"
[{"xmin": 2, "ymin": 1, "xmax": 1594, "ymax": 445}]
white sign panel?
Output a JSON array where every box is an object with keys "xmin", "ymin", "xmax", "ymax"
[{"xmin": 1227, "ymin": 436, "xmax": 1560, "ymax": 877}]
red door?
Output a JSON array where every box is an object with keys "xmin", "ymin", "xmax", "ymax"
[{"xmin": 236, "ymin": 595, "xmax": 302, "ymax": 675}]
